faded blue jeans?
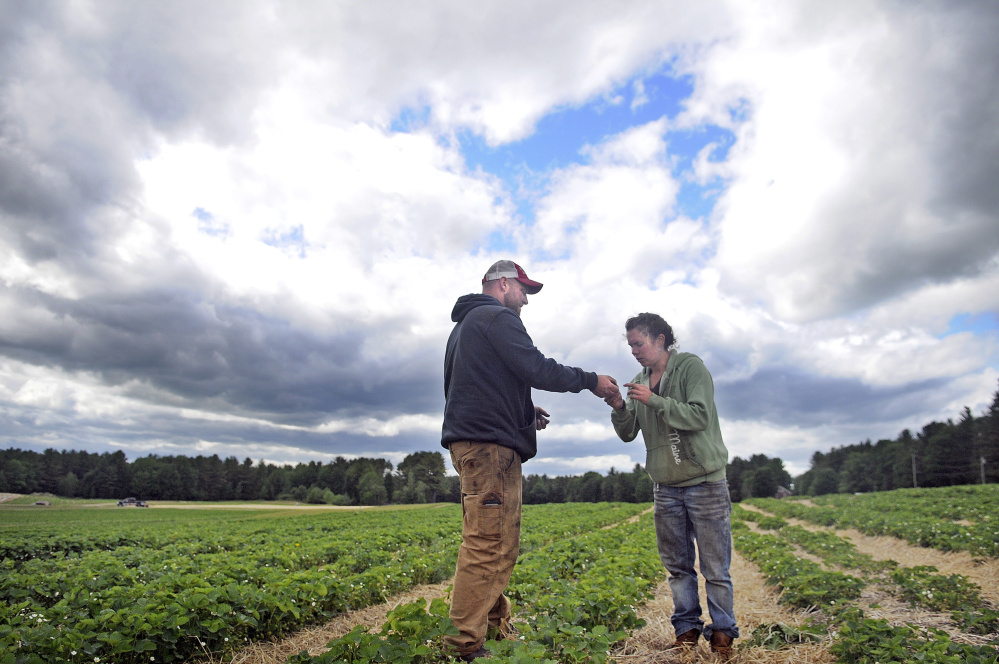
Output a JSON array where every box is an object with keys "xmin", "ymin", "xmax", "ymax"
[{"xmin": 653, "ymin": 479, "xmax": 739, "ymax": 641}]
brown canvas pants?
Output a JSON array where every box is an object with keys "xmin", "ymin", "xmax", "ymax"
[{"xmin": 446, "ymin": 441, "xmax": 523, "ymax": 655}]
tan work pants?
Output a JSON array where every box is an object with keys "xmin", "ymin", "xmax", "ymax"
[{"xmin": 446, "ymin": 441, "xmax": 523, "ymax": 655}]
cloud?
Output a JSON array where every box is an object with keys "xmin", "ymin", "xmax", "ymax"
[
  {"xmin": 1, "ymin": 0, "xmax": 996, "ymax": 483},
  {"xmin": 532, "ymin": 454, "xmax": 639, "ymax": 476},
  {"xmin": 694, "ymin": 1, "xmax": 999, "ymax": 322}
]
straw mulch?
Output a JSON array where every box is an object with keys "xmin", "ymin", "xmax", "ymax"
[{"xmin": 610, "ymin": 548, "xmax": 836, "ymax": 664}]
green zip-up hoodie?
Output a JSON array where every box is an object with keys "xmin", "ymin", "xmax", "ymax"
[{"xmin": 610, "ymin": 352, "xmax": 728, "ymax": 487}]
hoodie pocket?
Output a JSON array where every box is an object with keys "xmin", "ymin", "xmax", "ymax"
[{"xmin": 645, "ymin": 436, "xmax": 705, "ymax": 485}]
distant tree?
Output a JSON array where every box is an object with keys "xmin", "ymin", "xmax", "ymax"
[
  {"xmin": 731, "ymin": 454, "xmax": 791, "ymax": 500},
  {"xmin": 600, "ymin": 467, "xmax": 636, "ymax": 502},
  {"xmin": 809, "ymin": 467, "xmax": 840, "ymax": 496},
  {"xmin": 303, "ymin": 485, "xmax": 323, "ymax": 504},
  {"xmin": 57, "ymin": 472, "xmax": 80, "ymax": 497},
  {"xmin": 980, "ymin": 381, "xmax": 999, "ymax": 482},
  {"xmin": 38, "ymin": 449, "xmax": 65, "ymax": 494},
  {"xmin": 631, "ymin": 463, "xmax": 655, "ymax": 503},
  {"xmin": 78, "ymin": 451, "xmax": 129, "ymax": 499},
  {"xmin": 440, "ymin": 475, "xmax": 461, "ymax": 503},
  {"xmin": 742, "ymin": 466, "xmax": 780, "ymax": 499},
  {"xmin": 358, "ymin": 469, "xmax": 388, "ymax": 505},
  {"xmin": 838, "ymin": 453, "xmax": 876, "ymax": 494},
  {"xmin": 396, "ymin": 452, "xmax": 446, "ymax": 503},
  {"xmin": 523, "ymin": 474, "xmax": 552, "ymax": 504},
  {"xmin": 0, "ymin": 458, "xmax": 33, "ymax": 493},
  {"xmin": 726, "ymin": 456, "xmax": 752, "ymax": 501},
  {"xmin": 323, "ymin": 489, "xmax": 351, "ymax": 505},
  {"xmin": 921, "ymin": 416, "xmax": 975, "ymax": 487},
  {"xmin": 317, "ymin": 457, "xmax": 349, "ymax": 495}
]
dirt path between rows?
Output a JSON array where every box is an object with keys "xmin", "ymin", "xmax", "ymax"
[{"xmin": 739, "ymin": 502, "xmax": 999, "ymax": 648}]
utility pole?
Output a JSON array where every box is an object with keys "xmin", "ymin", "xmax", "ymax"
[
  {"xmin": 912, "ymin": 453, "xmax": 918, "ymax": 488},
  {"xmin": 983, "ymin": 456, "xmax": 987, "ymax": 485}
]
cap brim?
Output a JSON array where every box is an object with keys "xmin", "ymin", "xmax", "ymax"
[{"xmin": 517, "ymin": 278, "xmax": 543, "ymax": 295}]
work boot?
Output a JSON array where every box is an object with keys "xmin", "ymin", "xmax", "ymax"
[
  {"xmin": 710, "ymin": 631, "xmax": 735, "ymax": 661},
  {"xmin": 457, "ymin": 646, "xmax": 491, "ymax": 661},
  {"xmin": 665, "ymin": 628, "xmax": 700, "ymax": 650}
]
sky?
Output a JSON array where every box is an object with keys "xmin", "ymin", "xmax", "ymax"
[{"xmin": 1, "ymin": 0, "xmax": 998, "ymax": 480}]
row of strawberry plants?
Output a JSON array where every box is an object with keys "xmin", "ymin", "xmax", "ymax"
[
  {"xmin": 734, "ymin": 506, "xmax": 893, "ymax": 573},
  {"xmin": 887, "ymin": 565, "xmax": 999, "ymax": 636},
  {"xmin": 745, "ymin": 485, "xmax": 999, "ymax": 557},
  {"xmin": 495, "ymin": 512, "xmax": 664, "ymax": 662},
  {"xmin": 831, "ymin": 606, "xmax": 998, "ymax": 664},
  {"xmin": 732, "ymin": 503, "xmax": 998, "ymax": 662},
  {"xmin": 737, "ymin": 503, "xmax": 999, "ymax": 639},
  {"xmin": 289, "ymin": 510, "xmax": 664, "ymax": 664},
  {"xmin": 816, "ymin": 485, "xmax": 999, "ymax": 525},
  {"xmin": 1, "ymin": 509, "xmax": 463, "ymax": 664},
  {"xmin": 730, "ymin": 517, "xmax": 866, "ymax": 609}
]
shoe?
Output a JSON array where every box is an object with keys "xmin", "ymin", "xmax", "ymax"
[
  {"xmin": 666, "ymin": 628, "xmax": 700, "ymax": 650},
  {"xmin": 709, "ymin": 631, "xmax": 735, "ymax": 661},
  {"xmin": 458, "ymin": 646, "xmax": 492, "ymax": 661}
]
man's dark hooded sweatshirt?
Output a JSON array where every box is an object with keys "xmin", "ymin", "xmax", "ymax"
[{"xmin": 442, "ymin": 294, "xmax": 598, "ymax": 462}]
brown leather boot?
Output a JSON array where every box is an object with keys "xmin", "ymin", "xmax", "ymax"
[
  {"xmin": 666, "ymin": 628, "xmax": 700, "ymax": 650},
  {"xmin": 710, "ymin": 631, "xmax": 734, "ymax": 661}
]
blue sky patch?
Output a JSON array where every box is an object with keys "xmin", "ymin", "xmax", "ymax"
[
  {"xmin": 193, "ymin": 207, "xmax": 229, "ymax": 237},
  {"xmin": 945, "ymin": 312, "xmax": 999, "ymax": 336},
  {"xmin": 459, "ymin": 70, "xmax": 695, "ymax": 183},
  {"xmin": 263, "ymin": 225, "xmax": 307, "ymax": 257},
  {"xmin": 392, "ymin": 67, "xmax": 736, "ymax": 229}
]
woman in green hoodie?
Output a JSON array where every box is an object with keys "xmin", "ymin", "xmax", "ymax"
[{"xmin": 606, "ymin": 313, "xmax": 738, "ymax": 660}]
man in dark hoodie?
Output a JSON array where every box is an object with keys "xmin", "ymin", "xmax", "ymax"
[{"xmin": 441, "ymin": 259, "xmax": 619, "ymax": 661}]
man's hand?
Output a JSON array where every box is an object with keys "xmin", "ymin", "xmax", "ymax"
[
  {"xmin": 535, "ymin": 406, "xmax": 551, "ymax": 430},
  {"xmin": 591, "ymin": 375, "xmax": 620, "ymax": 400}
]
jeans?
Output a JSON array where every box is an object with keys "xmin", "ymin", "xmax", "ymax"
[
  {"xmin": 446, "ymin": 442, "xmax": 522, "ymax": 654},
  {"xmin": 654, "ymin": 479, "xmax": 739, "ymax": 640}
]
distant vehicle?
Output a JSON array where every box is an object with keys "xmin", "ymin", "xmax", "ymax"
[{"xmin": 117, "ymin": 497, "xmax": 149, "ymax": 507}]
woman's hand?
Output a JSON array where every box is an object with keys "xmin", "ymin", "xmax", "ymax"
[{"xmin": 624, "ymin": 382, "xmax": 653, "ymax": 405}]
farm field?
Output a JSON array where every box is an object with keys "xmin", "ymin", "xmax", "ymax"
[{"xmin": 1, "ymin": 485, "xmax": 998, "ymax": 663}]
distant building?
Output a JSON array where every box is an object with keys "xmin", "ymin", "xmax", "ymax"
[{"xmin": 774, "ymin": 486, "xmax": 793, "ymax": 499}]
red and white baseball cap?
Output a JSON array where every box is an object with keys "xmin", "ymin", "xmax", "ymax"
[{"xmin": 482, "ymin": 260, "xmax": 543, "ymax": 294}]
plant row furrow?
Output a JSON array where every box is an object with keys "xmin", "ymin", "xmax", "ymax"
[{"xmin": 732, "ymin": 500, "xmax": 998, "ymax": 663}]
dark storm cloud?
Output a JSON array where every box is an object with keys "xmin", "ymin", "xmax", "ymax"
[
  {"xmin": 0, "ymin": 283, "xmax": 442, "ymax": 426},
  {"xmin": 0, "ymin": 0, "xmax": 277, "ymax": 265},
  {"xmin": 716, "ymin": 367, "xmax": 947, "ymax": 431}
]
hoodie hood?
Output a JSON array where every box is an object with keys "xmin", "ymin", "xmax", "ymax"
[{"xmin": 451, "ymin": 293, "xmax": 502, "ymax": 323}]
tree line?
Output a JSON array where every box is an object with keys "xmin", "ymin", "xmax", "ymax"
[
  {"xmin": 795, "ymin": 381, "xmax": 999, "ymax": 495},
  {"xmin": 0, "ymin": 443, "xmax": 791, "ymax": 505},
  {"xmin": 0, "ymin": 446, "xmax": 662, "ymax": 506},
  {"xmin": 2, "ymin": 382, "xmax": 995, "ymax": 504}
]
